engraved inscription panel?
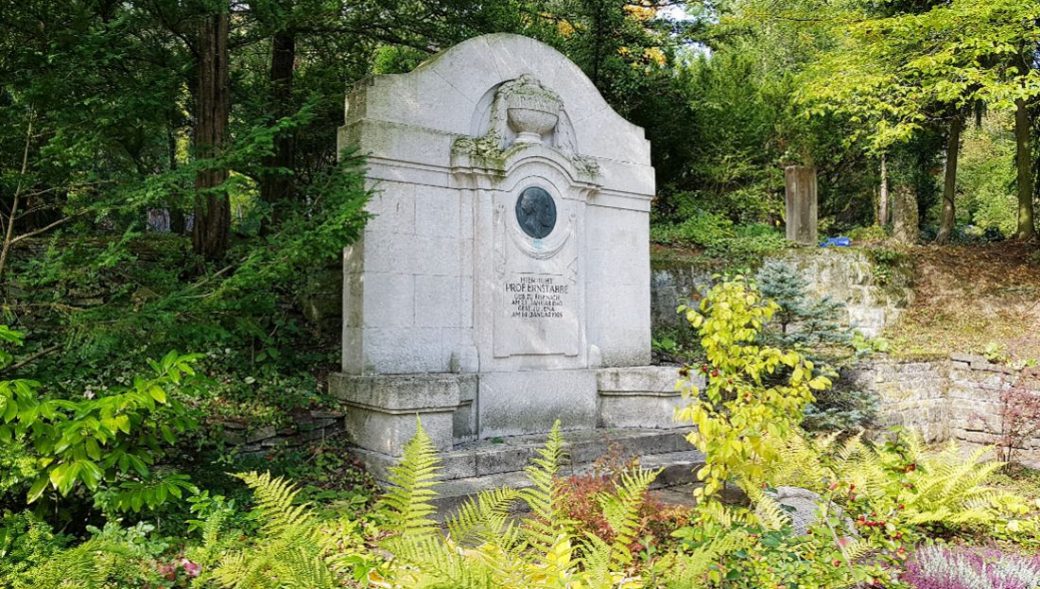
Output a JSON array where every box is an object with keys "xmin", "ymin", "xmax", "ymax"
[{"xmin": 493, "ymin": 188, "xmax": 579, "ymax": 358}]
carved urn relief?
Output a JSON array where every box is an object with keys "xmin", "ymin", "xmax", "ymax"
[{"xmin": 501, "ymin": 74, "xmax": 562, "ymax": 144}]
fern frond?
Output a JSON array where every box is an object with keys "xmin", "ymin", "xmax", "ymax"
[
  {"xmin": 838, "ymin": 537, "xmax": 873, "ymax": 562},
  {"xmin": 234, "ymin": 471, "xmax": 316, "ymax": 541},
  {"xmin": 576, "ymin": 533, "xmax": 615, "ymax": 589},
  {"xmin": 446, "ymin": 486, "xmax": 521, "ymax": 548},
  {"xmin": 660, "ymin": 530, "xmax": 743, "ymax": 588},
  {"xmin": 377, "ymin": 418, "xmax": 442, "ymax": 540},
  {"xmin": 597, "ymin": 467, "xmax": 659, "ymax": 567},
  {"xmin": 746, "ymin": 486, "xmax": 792, "ymax": 531},
  {"xmin": 19, "ymin": 539, "xmax": 139, "ymax": 588},
  {"xmin": 214, "ymin": 473, "xmax": 336, "ymax": 589},
  {"xmin": 519, "ymin": 420, "xmax": 570, "ymax": 554},
  {"xmin": 389, "ymin": 535, "xmax": 494, "ymax": 589}
]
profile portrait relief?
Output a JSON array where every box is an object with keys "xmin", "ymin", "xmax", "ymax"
[{"xmin": 515, "ymin": 186, "xmax": 557, "ymax": 239}]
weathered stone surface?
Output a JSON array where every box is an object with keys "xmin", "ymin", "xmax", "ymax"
[
  {"xmin": 650, "ymin": 249, "xmax": 913, "ymax": 338},
  {"xmin": 338, "ymin": 34, "xmax": 653, "ymax": 382},
  {"xmin": 769, "ymin": 486, "xmax": 852, "ymax": 536},
  {"xmin": 596, "ymin": 366, "xmax": 696, "ymax": 429},
  {"xmin": 847, "ymin": 356, "xmax": 1040, "ymax": 467},
  {"xmin": 331, "ymin": 33, "xmax": 664, "ymax": 463},
  {"xmin": 784, "ymin": 166, "xmax": 818, "ymax": 245},
  {"xmin": 891, "ymin": 186, "xmax": 919, "ymax": 244},
  {"xmin": 478, "ymin": 370, "xmax": 598, "ymax": 439}
]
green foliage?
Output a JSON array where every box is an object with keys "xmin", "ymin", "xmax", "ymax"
[
  {"xmin": 377, "ymin": 419, "xmax": 441, "ymax": 541},
  {"xmin": 4, "ymin": 521, "xmax": 169, "ymax": 589},
  {"xmin": 0, "ymin": 511, "xmax": 69, "ymax": 586},
  {"xmin": 651, "ymin": 211, "xmax": 735, "ymax": 249},
  {"xmin": 677, "ymin": 277, "xmax": 829, "ymax": 497},
  {"xmin": 210, "ymin": 471, "xmax": 360, "ymax": 589},
  {"xmin": 755, "ymin": 260, "xmax": 850, "ymax": 352},
  {"xmin": 651, "ymin": 215, "xmax": 787, "ymax": 268},
  {"xmin": 796, "ymin": 0, "xmax": 1039, "ymax": 152},
  {"xmin": 847, "ymin": 225, "xmax": 888, "ymax": 243},
  {"xmin": 767, "ymin": 431, "xmax": 1040, "ymax": 555},
  {"xmin": 958, "ymin": 114, "xmax": 1019, "ymax": 237},
  {"xmin": 667, "ymin": 502, "xmax": 879, "ymax": 589},
  {"xmin": 754, "ymin": 260, "xmax": 879, "ymax": 431},
  {"xmin": 0, "ymin": 327, "xmax": 200, "ymax": 512},
  {"xmin": 204, "ymin": 422, "xmax": 663, "ymax": 589},
  {"xmin": 867, "ymin": 247, "xmax": 908, "ymax": 286}
]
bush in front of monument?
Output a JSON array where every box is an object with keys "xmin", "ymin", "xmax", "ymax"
[{"xmin": 676, "ymin": 276, "xmax": 829, "ymax": 500}]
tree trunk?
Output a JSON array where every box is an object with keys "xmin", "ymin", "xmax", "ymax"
[
  {"xmin": 192, "ymin": 9, "xmax": 231, "ymax": 260},
  {"xmin": 879, "ymin": 154, "xmax": 889, "ymax": 226},
  {"xmin": 935, "ymin": 114, "xmax": 962, "ymax": 245},
  {"xmin": 259, "ymin": 29, "xmax": 296, "ymax": 228},
  {"xmin": 1015, "ymin": 97, "xmax": 1036, "ymax": 241}
]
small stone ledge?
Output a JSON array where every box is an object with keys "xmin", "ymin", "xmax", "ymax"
[
  {"xmin": 596, "ymin": 366, "xmax": 695, "ymax": 429},
  {"xmin": 596, "ymin": 365, "xmax": 699, "ymax": 395},
  {"xmin": 329, "ymin": 372, "xmax": 475, "ymax": 412},
  {"xmin": 330, "ymin": 372, "xmax": 473, "ymax": 455},
  {"xmin": 218, "ymin": 410, "xmax": 345, "ymax": 455}
]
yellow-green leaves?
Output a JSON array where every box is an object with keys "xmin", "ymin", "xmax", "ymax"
[{"xmin": 677, "ymin": 278, "xmax": 826, "ymax": 499}]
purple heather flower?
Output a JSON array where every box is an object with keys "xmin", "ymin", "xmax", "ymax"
[{"xmin": 904, "ymin": 545, "xmax": 1040, "ymax": 589}]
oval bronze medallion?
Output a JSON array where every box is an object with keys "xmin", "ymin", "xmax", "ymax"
[{"xmin": 515, "ymin": 186, "xmax": 557, "ymax": 239}]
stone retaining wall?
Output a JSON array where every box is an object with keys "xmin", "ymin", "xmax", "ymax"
[
  {"xmin": 846, "ymin": 358, "xmax": 949, "ymax": 442},
  {"xmin": 651, "ymin": 249, "xmax": 913, "ymax": 338},
  {"xmin": 219, "ymin": 410, "xmax": 345, "ymax": 455},
  {"xmin": 849, "ymin": 356, "xmax": 1040, "ymax": 466}
]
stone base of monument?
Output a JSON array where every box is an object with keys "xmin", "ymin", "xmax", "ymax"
[
  {"xmin": 330, "ymin": 365, "xmax": 704, "ymax": 512},
  {"xmin": 348, "ymin": 428, "xmax": 704, "ymax": 517}
]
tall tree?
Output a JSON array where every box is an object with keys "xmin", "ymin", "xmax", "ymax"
[
  {"xmin": 936, "ymin": 113, "xmax": 963, "ymax": 244},
  {"xmin": 1014, "ymin": 96, "xmax": 1035, "ymax": 241},
  {"xmin": 796, "ymin": 0, "xmax": 1039, "ymax": 241},
  {"xmin": 192, "ymin": 3, "xmax": 231, "ymax": 260},
  {"xmin": 878, "ymin": 154, "xmax": 889, "ymax": 226},
  {"xmin": 260, "ymin": 27, "xmax": 296, "ymax": 224}
]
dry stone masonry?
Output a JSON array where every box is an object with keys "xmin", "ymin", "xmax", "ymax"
[
  {"xmin": 329, "ymin": 34, "xmax": 687, "ymax": 474},
  {"xmin": 848, "ymin": 355, "xmax": 1040, "ymax": 466},
  {"xmin": 652, "ymin": 249, "xmax": 913, "ymax": 338}
]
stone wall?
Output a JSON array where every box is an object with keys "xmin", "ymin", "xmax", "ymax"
[
  {"xmin": 846, "ymin": 358, "xmax": 949, "ymax": 443},
  {"xmin": 948, "ymin": 355, "xmax": 1040, "ymax": 464},
  {"xmin": 848, "ymin": 356, "xmax": 1040, "ymax": 466},
  {"xmin": 220, "ymin": 410, "xmax": 345, "ymax": 455},
  {"xmin": 651, "ymin": 248, "xmax": 913, "ymax": 337}
]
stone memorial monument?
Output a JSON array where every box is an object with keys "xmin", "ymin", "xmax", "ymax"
[
  {"xmin": 330, "ymin": 34, "xmax": 695, "ymax": 482},
  {"xmin": 784, "ymin": 165, "xmax": 818, "ymax": 245}
]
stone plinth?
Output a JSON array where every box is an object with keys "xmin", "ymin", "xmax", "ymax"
[
  {"xmin": 784, "ymin": 165, "xmax": 818, "ymax": 245},
  {"xmin": 329, "ymin": 373, "xmax": 476, "ymax": 455},
  {"xmin": 597, "ymin": 366, "xmax": 695, "ymax": 429}
]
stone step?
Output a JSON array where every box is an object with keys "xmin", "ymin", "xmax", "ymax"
[
  {"xmin": 431, "ymin": 450, "xmax": 705, "ymax": 518},
  {"xmin": 354, "ymin": 427, "xmax": 694, "ymax": 482},
  {"xmin": 442, "ymin": 427, "xmax": 692, "ymax": 480}
]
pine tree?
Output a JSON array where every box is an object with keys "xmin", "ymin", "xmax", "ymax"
[{"xmin": 754, "ymin": 260, "xmax": 879, "ymax": 431}]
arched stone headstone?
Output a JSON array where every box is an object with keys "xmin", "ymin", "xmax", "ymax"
[{"xmin": 330, "ymin": 34, "xmax": 671, "ymax": 461}]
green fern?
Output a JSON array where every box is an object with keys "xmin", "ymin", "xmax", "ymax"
[
  {"xmin": 769, "ymin": 431, "xmax": 1029, "ymax": 535},
  {"xmin": 518, "ymin": 420, "xmax": 570, "ymax": 555},
  {"xmin": 745, "ymin": 486, "xmax": 792, "ymax": 532},
  {"xmin": 658, "ymin": 530, "xmax": 742, "ymax": 589},
  {"xmin": 597, "ymin": 467, "xmax": 660, "ymax": 567},
  {"xmin": 446, "ymin": 486, "xmax": 521, "ymax": 547},
  {"xmin": 212, "ymin": 472, "xmax": 338, "ymax": 589},
  {"xmin": 14, "ymin": 538, "xmax": 146, "ymax": 589},
  {"xmin": 377, "ymin": 419, "xmax": 441, "ymax": 540}
]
